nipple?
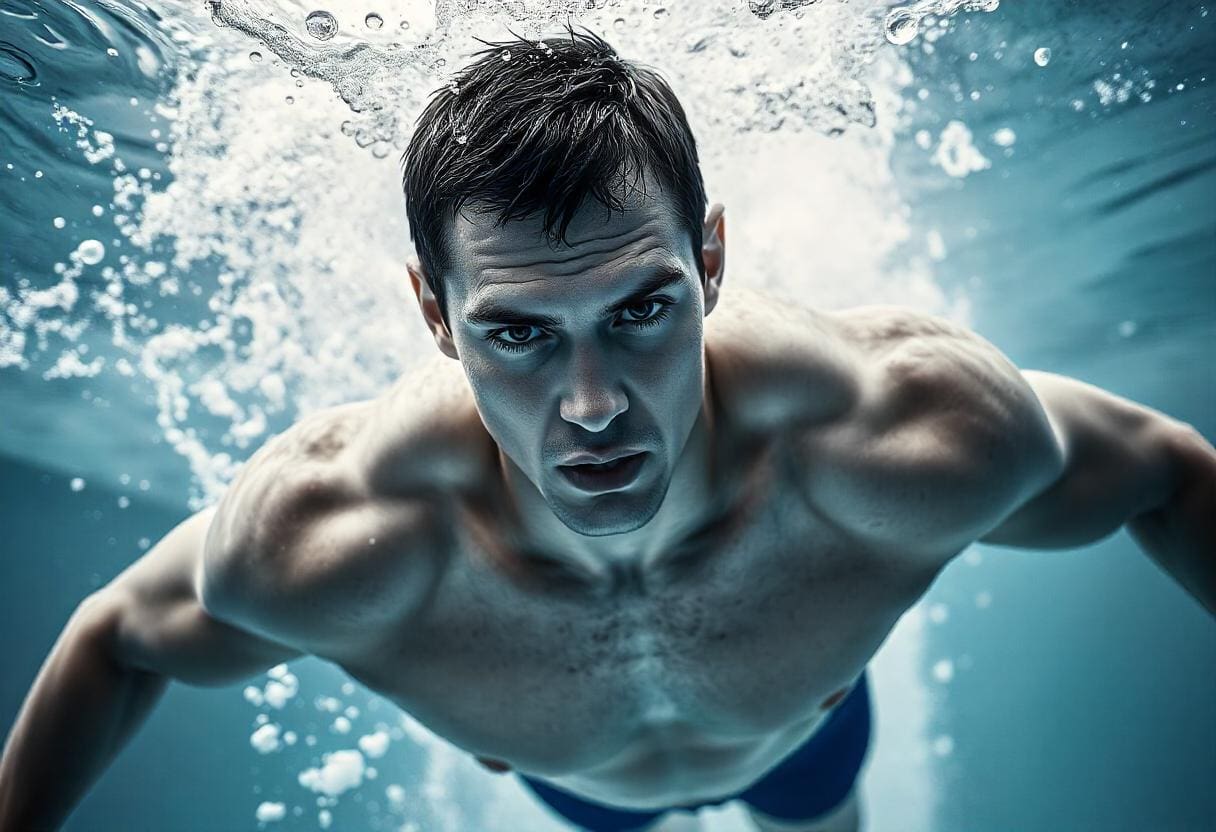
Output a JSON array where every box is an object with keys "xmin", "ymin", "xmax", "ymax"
[
  {"xmin": 820, "ymin": 685, "xmax": 849, "ymax": 710},
  {"xmin": 476, "ymin": 756, "xmax": 512, "ymax": 774}
]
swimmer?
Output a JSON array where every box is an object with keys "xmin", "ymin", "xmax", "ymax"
[{"xmin": 2, "ymin": 27, "xmax": 1213, "ymax": 832}]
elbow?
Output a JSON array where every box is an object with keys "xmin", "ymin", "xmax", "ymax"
[
  {"xmin": 68, "ymin": 590, "xmax": 130, "ymax": 665},
  {"xmin": 70, "ymin": 590, "xmax": 120, "ymax": 642},
  {"xmin": 1167, "ymin": 422, "xmax": 1216, "ymax": 495},
  {"xmin": 1139, "ymin": 421, "xmax": 1216, "ymax": 517}
]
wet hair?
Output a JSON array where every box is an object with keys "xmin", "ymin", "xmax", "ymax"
[{"xmin": 400, "ymin": 24, "xmax": 708, "ymax": 326}]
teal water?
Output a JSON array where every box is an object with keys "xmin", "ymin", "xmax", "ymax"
[{"xmin": 2, "ymin": 1, "xmax": 1214, "ymax": 830}]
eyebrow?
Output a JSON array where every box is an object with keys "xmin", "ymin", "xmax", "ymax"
[{"xmin": 464, "ymin": 266, "xmax": 689, "ymax": 328}]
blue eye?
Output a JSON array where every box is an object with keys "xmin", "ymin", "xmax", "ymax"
[
  {"xmin": 483, "ymin": 297, "xmax": 675, "ymax": 354},
  {"xmin": 486, "ymin": 325, "xmax": 545, "ymax": 353},
  {"xmin": 619, "ymin": 299, "xmax": 672, "ymax": 328}
]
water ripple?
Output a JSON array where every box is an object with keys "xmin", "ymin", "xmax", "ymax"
[{"xmin": 0, "ymin": 42, "xmax": 38, "ymax": 86}]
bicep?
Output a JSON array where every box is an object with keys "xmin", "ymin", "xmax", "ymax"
[
  {"xmin": 978, "ymin": 371, "xmax": 1183, "ymax": 549},
  {"xmin": 88, "ymin": 508, "xmax": 303, "ymax": 687}
]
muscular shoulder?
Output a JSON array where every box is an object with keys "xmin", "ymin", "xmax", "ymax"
[
  {"xmin": 797, "ymin": 305, "xmax": 1062, "ymax": 558},
  {"xmin": 705, "ymin": 287, "xmax": 862, "ymax": 434},
  {"xmin": 202, "ymin": 359, "xmax": 484, "ymax": 654},
  {"xmin": 364, "ymin": 353, "xmax": 499, "ymax": 496}
]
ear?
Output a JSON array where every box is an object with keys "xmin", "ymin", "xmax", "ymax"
[
  {"xmin": 408, "ymin": 256, "xmax": 459, "ymax": 360},
  {"xmin": 701, "ymin": 203, "xmax": 725, "ymax": 316}
]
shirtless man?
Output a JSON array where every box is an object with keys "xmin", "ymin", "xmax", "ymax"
[{"xmin": 2, "ymin": 27, "xmax": 1213, "ymax": 832}]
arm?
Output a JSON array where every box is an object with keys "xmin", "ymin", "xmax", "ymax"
[
  {"xmin": 0, "ymin": 508, "xmax": 302, "ymax": 831},
  {"xmin": 979, "ymin": 371, "xmax": 1216, "ymax": 615}
]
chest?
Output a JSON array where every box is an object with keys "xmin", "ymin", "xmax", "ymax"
[{"xmin": 342, "ymin": 483, "xmax": 936, "ymax": 775}]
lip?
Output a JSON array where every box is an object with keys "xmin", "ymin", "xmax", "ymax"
[
  {"xmin": 558, "ymin": 452, "xmax": 648, "ymax": 493},
  {"xmin": 561, "ymin": 448, "xmax": 644, "ymax": 466}
]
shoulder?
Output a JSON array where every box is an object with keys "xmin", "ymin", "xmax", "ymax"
[
  {"xmin": 363, "ymin": 353, "xmax": 499, "ymax": 496},
  {"xmin": 705, "ymin": 287, "xmax": 862, "ymax": 434},
  {"xmin": 794, "ymin": 304, "xmax": 1063, "ymax": 558},
  {"xmin": 202, "ymin": 358, "xmax": 485, "ymax": 655}
]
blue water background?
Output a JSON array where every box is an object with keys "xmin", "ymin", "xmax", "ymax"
[{"xmin": 2, "ymin": 1, "xmax": 1214, "ymax": 830}]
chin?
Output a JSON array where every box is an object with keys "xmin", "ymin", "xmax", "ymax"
[{"xmin": 547, "ymin": 485, "xmax": 667, "ymax": 538}]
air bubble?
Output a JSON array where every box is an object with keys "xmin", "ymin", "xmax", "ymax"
[
  {"xmin": 991, "ymin": 127, "xmax": 1016, "ymax": 146},
  {"xmin": 305, "ymin": 10, "xmax": 338, "ymax": 41},
  {"xmin": 249, "ymin": 51, "xmax": 262, "ymax": 63},
  {"xmin": 70, "ymin": 477, "xmax": 85, "ymax": 492},
  {"xmin": 501, "ymin": 49, "xmax": 511, "ymax": 61},
  {"xmin": 365, "ymin": 13, "xmax": 383, "ymax": 29},
  {"xmin": 53, "ymin": 216, "xmax": 66, "ymax": 229},
  {"xmin": 76, "ymin": 239, "xmax": 105, "ymax": 265},
  {"xmin": 1033, "ymin": 47, "xmax": 1051, "ymax": 67},
  {"xmin": 106, "ymin": 47, "xmax": 118, "ymax": 57},
  {"xmin": 748, "ymin": 0, "xmax": 776, "ymax": 18},
  {"xmin": 885, "ymin": 8, "xmax": 920, "ymax": 45}
]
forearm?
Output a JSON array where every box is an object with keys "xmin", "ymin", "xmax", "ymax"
[
  {"xmin": 0, "ymin": 598, "xmax": 169, "ymax": 831},
  {"xmin": 1127, "ymin": 426, "xmax": 1216, "ymax": 617}
]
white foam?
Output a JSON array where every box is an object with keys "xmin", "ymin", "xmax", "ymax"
[
  {"xmin": 932, "ymin": 120, "xmax": 991, "ymax": 178},
  {"xmin": 297, "ymin": 749, "xmax": 366, "ymax": 797},
  {"xmin": 254, "ymin": 801, "xmax": 286, "ymax": 822},
  {"xmin": 250, "ymin": 723, "xmax": 282, "ymax": 754},
  {"xmin": 358, "ymin": 730, "xmax": 391, "ymax": 759}
]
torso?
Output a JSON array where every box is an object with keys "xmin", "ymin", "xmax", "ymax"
[
  {"xmin": 239, "ymin": 289, "xmax": 980, "ymax": 808},
  {"xmin": 344, "ymin": 459, "xmax": 936, "ymax": 806}
]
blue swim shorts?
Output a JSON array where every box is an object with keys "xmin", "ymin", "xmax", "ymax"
[{"xmin": 518, "ymin": 670, "xmax": 872, "ymax": 832}]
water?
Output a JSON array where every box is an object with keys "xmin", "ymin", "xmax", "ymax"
[{"xmin": 2, "ymin": 1, "xmax": 1214, "ymax": 830}]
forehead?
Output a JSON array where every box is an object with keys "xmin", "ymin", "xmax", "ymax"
[{"xmin": 445, "ymin": 185, "xmax": 693, "ymax": 302}]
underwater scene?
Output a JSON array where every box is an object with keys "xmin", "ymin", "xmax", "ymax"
[{"xmin": 1, "ymin": 0, "xmax": 1214, "ymax": 830}]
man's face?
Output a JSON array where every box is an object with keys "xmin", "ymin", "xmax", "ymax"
[{"xmin": 419, "ymin": 187, "xmax": 721, "ymax": 537}]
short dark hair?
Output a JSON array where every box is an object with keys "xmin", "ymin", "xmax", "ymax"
[{"xmin": 400, "ymin": 25, "xmax": 708, "ymax": 325}]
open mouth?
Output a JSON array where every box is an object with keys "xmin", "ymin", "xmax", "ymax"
[{"xmin": 559, "ymin": 452, "xmax": 647, "ymax": 493}]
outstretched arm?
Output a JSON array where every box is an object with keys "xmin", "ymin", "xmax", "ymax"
[
  {"xmin": 0, "ymin": 508, "xmax": 302, "ymax": 831},
  {"xmin": 979, "ymin": 371, "xmax": 1216, "ymax": 616}
]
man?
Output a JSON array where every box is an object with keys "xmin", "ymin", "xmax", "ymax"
[{"xmin": 1, "ymin": 26, "xmax": 1212, "ymax": 832}]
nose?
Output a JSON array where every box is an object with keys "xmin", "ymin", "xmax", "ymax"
[{"xmin": 559, "ymin": 349, "xmax": 629, "ymax": 433}]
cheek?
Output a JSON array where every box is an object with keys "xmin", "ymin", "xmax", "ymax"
[
  {"xmin": 465, "ymin": 362, "xmax": 546, "ymax": 449},
  {"xmin": 634, "ymin": 317, "xmax": 704, "ymax": 397}
]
